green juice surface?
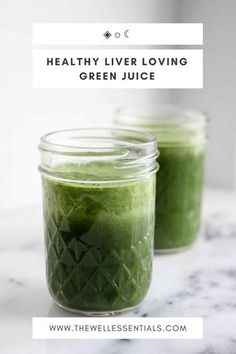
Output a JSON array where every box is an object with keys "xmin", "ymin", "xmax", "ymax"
[
  {"xmin": 42, "ymin": 163, "xmax": 155, "ymax": 313},
  {"xmin": 155, "ymin": 144, "xmax": 204, "ymax": 250}
]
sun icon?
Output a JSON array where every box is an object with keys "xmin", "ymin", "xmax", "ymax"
[{"xmin": 115, "ymin": 32, "xmax": 121, "ymax": 39}]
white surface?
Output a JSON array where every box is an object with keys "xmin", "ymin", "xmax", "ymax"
[{"xmin": 0, "ymin": 188, "xmax": 236, "ymax": 353}]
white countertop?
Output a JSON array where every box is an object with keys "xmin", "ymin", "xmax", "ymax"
[{"xmin": 1, "ymin": 188, "xmax": 236, "ymax": 354}]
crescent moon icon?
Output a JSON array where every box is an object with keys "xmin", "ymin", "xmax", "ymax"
[{"xmin": 124, "ymin": 29, "xmax": 129, "ymax": 38}]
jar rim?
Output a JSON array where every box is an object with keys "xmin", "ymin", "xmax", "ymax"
[
  {"xmin": 114, "ymin": 104, "xmax": 207, "ymax": 132},
  {"xmin": 39, "ymin": 127, "xmax": 157, "ymax": 156},
  {"xmin": 39, "ymin": 128, "xmax": 158, "ymax": 182}
]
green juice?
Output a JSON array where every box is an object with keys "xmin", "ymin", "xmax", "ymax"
[
  {"xmin": 114, "ymin": 106, "xmax": 206, "ymax": 252},
  {"xmin": 155, "ymin": 144, "xmax": 204, "ymax": 250},
  {"xmin": 42, "ymin": 163, "xmax": 156, "ymax": 313}
]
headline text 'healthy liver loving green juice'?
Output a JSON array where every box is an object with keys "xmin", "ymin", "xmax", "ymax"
[
  {"xmin": 115, "ymin": 105, "xmax": 207, "ymax": 252},
  {"xmin": 39, "ymin": 129, "xmax": 158, "ymax": 315}
]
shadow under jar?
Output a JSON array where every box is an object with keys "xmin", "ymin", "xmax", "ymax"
[
  {"xmin": 39, "ymin": 128, "xmax": 158, "ymax": 315},
  {"xmin": 114, "ymin": 105, "xmax": 207, "ymax": 253}
]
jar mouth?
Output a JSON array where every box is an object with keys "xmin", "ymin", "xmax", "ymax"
[
  {"xmin": 39, "ymin": 128, "xmax": 158, "ymax": 183},
  {"xmin": 115, "ymin": 104, "xmax": 207, "ymax": 131},
  {"xmin": 40, "ymin": 128, "xmax": 157, "ymax": 156},
  {"xmin": 114, "ymin": 104, "xmax": 207, "ymax": 147}
]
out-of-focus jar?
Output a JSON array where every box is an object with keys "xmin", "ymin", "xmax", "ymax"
[{"xmin": 114, "ymin": 105, "xmax": 207, "ymax": 252}]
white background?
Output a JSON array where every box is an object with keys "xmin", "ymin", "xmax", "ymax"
[{"xmin": 0, "ymin": 0, "xmax": 236, "ymax": 209}]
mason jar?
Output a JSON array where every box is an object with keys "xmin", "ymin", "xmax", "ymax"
[
  {"xmin": 39, "ymin": 128, "xmax": 158, "ymax": 315},
  {"xmin": 114, "ymin": 105, "xmax": 207, "ymax": 252}
]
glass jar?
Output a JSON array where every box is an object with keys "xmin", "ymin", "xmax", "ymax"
[
  {"xmin": 39, "ymin": 128, "xmax": 158, "ymax": 315},
  {"xmin": 114, "ymin": 105, "xmax": 207, "ymax": 252}
]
